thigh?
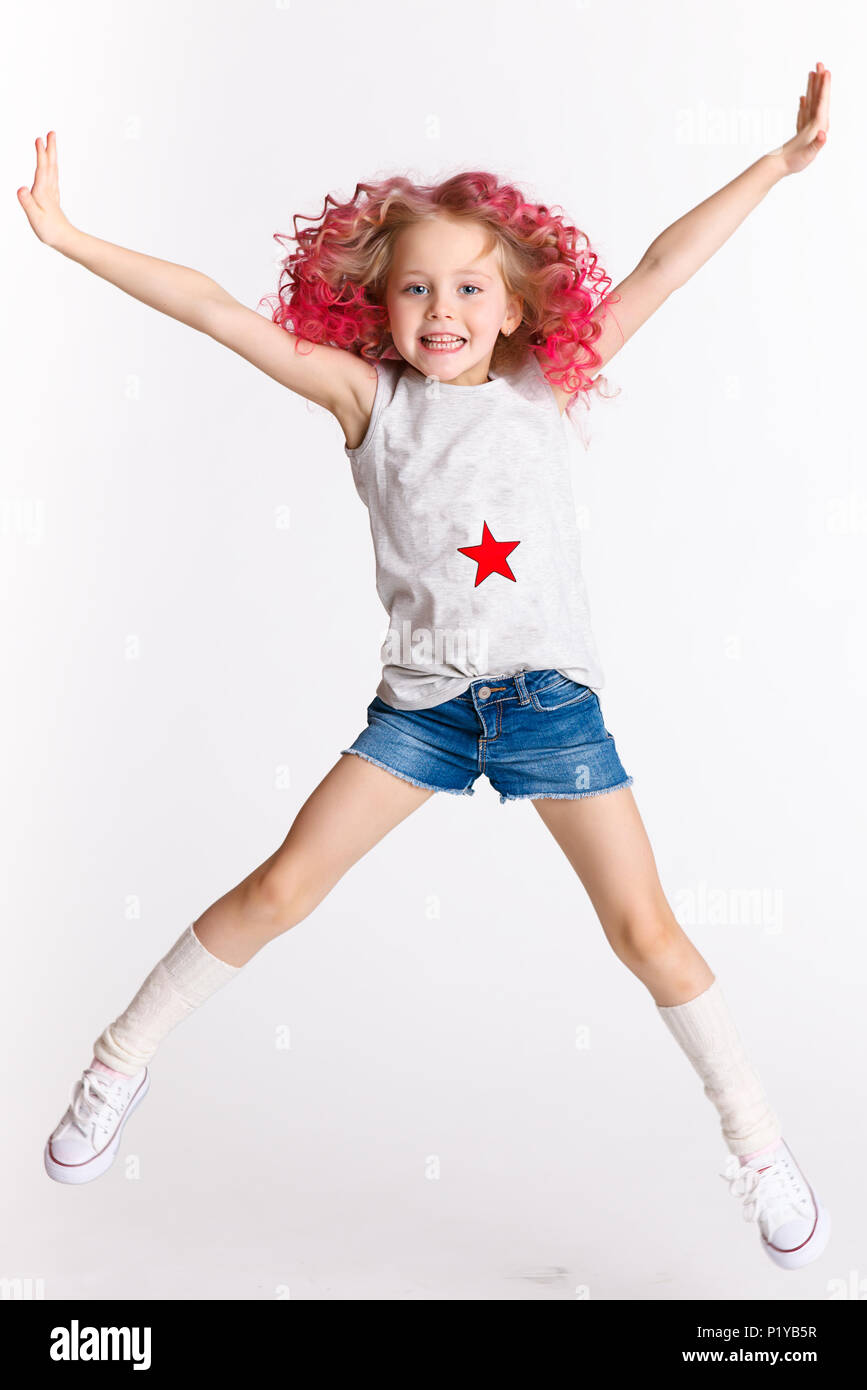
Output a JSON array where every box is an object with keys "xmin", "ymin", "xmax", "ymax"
[
  {"xmin": 195, "ymin": 754, "xmax": 434, "ymax": 963},
  {"xmin": 532, "ymin": 785, "xmax": 676, "ymax": 950},
  {"xmin": 262, "ymin": 751, "xmax": 435, "ymax": 908}
]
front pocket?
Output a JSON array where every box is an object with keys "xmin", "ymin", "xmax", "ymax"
[{"xmin": 530, "ymin": 679, "xmax": 595, "ymax": 712}]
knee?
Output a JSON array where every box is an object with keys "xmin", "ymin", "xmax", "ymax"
[
  {"xmin": 610, "ymin": 906, "xmax": 681, "ymax": 965},
  {"xmin": 247, "ymin": 859, "xmax": 322, "ymax": 932}
]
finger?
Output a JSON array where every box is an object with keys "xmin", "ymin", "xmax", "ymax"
[
  {"xmin": 35, "ymin": 133, "xmax": 50, "ymax": 187},
  {"xmin": 818, "ymin": 70, "xmax": 831, "ymax": 133},
  {"xmin": 801, "ymin": 73, "xmax": 812, "ymax": 129},
  {"xmin": 808, "ymin": 71, "xmax": 829, "ymax": 139},
  {"xmin": 45, "ymin": 130, "xmax": 58, "ymax": 194},
  {"xmin": 17, "ymin": 185, "xmax": 40, "ymax": 221},
  {"xmin": 33, "ymin": 153, "xmax": 47, "ymax": 194}
]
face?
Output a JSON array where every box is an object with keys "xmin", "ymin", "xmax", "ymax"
[{"xmin": 385, "ymin": 216, "xmax": 522, "ymax": 386}]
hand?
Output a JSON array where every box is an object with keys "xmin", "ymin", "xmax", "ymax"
[
  {"xmin": 17, "ymin": 131, "xmax": 76, "ymax": 248},
  {"xmin": 772, "ymin": 62, "xmax": 831, "ymax": 176}
]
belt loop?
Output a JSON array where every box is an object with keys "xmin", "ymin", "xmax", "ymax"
[{"xmin": 515, "ymin": 671, "xmax": 529, "ymax": 705}]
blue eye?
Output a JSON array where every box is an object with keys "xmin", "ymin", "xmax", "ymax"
[{"xmin": 403, "ymin": 284, "xmax": 482, "ymax": 296}]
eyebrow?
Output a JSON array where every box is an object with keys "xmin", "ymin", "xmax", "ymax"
[{"xmin": 399, "ymin": 268, "xmax": 495, "ymax": 280}]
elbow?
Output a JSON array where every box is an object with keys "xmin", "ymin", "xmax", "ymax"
[{"xmin": 641, "ymin": 252, "xmax": 680, "ymax": 296}]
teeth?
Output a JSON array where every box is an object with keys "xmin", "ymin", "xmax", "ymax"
[{"xmin": 421, "ymin": 336, "xmax": 464, "ymax": 345}]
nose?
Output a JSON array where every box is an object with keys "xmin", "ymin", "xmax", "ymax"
[
  {"xmin": 423, "ymin": 291, "xmax": 458, "ymax": 318},
  {"xmin": 424, "ymin": 312, "xmax": 461, "ymax": 333}
]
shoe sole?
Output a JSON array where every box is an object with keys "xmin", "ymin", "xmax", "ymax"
[{"xmin": 43, "ymin": 1069, "xmax": 150, "ymax": 1185}]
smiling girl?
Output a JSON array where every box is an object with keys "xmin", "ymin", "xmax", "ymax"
[{"xmin": 24, "ymin": 62, "xmax": 832, "ymax": 1270}]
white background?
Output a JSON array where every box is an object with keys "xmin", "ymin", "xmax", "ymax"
[{"xmin": 3, "ymin": 0, "xmax": 864, "ymax": 1300}]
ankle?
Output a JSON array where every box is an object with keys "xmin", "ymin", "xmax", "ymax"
[
  {"xmin": 90, "ymin": 1057, "xmax": 135, "ymax": 1081},
  {"xmin": 739, "ymin": 1135, "xmax": 784, "ymax": 1165}
]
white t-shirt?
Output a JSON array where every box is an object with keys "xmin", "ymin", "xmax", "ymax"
[{"xmin": 344, "ymin": 351, "xmax": 607, "ymax": 711}]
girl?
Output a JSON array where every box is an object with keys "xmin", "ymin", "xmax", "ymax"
[{"xmin": 24, "ymin": 61, "xmax": 832, "ymax": 1271}]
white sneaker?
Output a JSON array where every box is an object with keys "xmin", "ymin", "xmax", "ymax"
[
  {"xmin": 720, "ymin": 1138, "xmax": 831, "ymax": 1269},
  {"xmin": 44, "ymin": 1064, "xmax": 150, "ymax": 1185}
]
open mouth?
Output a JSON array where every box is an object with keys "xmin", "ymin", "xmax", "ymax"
[{"xmin": 419, "ymin": 335, "xmax": 467, "ymax": 352}]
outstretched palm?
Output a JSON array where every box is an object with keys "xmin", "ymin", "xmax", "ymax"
[
  {"xmin": 17, "ymin": 130, "xmax": 73, "ymax": 247},
  {"xmin": 777, "ymin": 62, "xmax": 831, "ymax": 175}
]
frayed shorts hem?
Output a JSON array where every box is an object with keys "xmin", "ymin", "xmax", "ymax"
[
  {"xmin": 340, "ymin": 746, "xmax": 633, "ymax": 804},
  {"xmin": 496, "ymin": 775, "xmax": 634, "ymax": 805},
  {"xmin": 339, "ymin": 747, "xmax": 476, "ymax": 796}
]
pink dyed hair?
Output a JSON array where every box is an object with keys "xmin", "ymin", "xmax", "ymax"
[{"xmin": 258, "ymin": 170, "xmax": 622, "ymax": 403}]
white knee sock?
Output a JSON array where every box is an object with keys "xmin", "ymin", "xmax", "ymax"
[
  {"xmin": 92, "ymin": 923, "xmax": 241, "ymax": 1076},
  {"xmin": 656, "ymin": 977, "xmax": 782, "ymax": 1157}
]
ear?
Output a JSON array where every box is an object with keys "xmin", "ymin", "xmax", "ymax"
[{"xmin": 505, "ymin": 293, "xmax": 523, "ymax": 333}]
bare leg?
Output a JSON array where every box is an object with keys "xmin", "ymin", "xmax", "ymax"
[
  {"xmin": 532, "ymin": 785, "xmax": 714, "ymax": 1005},
  {"xmin": 193, "ymin": 753, "xmax": 435, "ymax": 966}
]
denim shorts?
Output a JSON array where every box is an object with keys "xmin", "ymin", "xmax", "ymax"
[{"xmin": 340, "ymin": 669, "xmax": 634, "ymax": 805}]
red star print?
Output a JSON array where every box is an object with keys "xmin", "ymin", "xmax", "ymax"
[{"xmin": 457, "ymin": 520, "xmax": 520, "ymax": 587}]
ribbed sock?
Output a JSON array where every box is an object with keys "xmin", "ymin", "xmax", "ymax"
[
  {"xmin": 656, "ymin": 977, "xmax": 782, "ymax": 1158},
  {"xmin": 92, "ymin": 923, "xmax": 241, "ymax": 1077}
]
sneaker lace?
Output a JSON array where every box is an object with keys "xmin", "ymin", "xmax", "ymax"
[
  {"xmin": 719, "ymin": 1149, "xmax": 813, "ymax": 1234},
  {"xmin": 69, "ymin": 1068, "xmax": 123, "ymax": 1139}
]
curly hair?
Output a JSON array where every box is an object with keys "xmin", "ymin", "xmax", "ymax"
[{"xmin": 258, "ymin": 169, "xmax": 622, "ymax": 404}]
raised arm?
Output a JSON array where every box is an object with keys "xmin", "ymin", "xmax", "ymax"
[
  {"xmin": 557, "ymin": 61, "xmax": 832, "ymax": 404},
  {"xmin": 17, "ymin": 132, "xmax": 374, "ymax": 436}
]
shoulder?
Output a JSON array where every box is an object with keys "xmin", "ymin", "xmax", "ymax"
[
  {"xmin": 333, "ymin": 355, "xmax": 403, "ymax": 452},
  {"xmin": 504, "ymin": 352, "xmax": 570, "ymax": 415}
]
